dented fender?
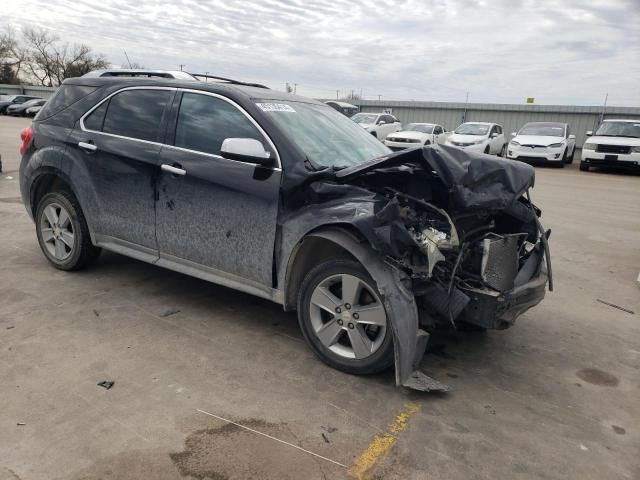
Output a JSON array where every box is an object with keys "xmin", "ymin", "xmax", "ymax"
[{"xmin": 302, "ymin": 227, "xmax": 447, "ymax": 391}]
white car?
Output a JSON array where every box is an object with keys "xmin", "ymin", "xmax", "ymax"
[
  {"xmin": 507, "ymin": 122, "xmax": 576, "ymax": 167},
  {"xmin": 350, "ymin": 112, "xmax": 402, "ymax": 140},
  {"xmin": 446, "ymin": 122, "xmax": 506, "ymax": 156},
  {"xmin": 581, "ymin": 119, "xmax": 640, "ymax": 172},
  {"xmin": 384, "ymin": 123, "xmax": 448, "ymax": 150}
]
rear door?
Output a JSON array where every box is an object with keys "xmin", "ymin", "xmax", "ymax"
[
  {"xmin": 68, "ymin": 87, "xmax": 175, "ymax": 257},
  {"xmin": 155, "ymin": 90, "xmax": 281, "ymax": 287}
]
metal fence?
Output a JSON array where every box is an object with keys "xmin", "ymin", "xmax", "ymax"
[
  {"xmin": 352, "ymin": 100, "xmax": 640, "ymax": 147},
  {"xmin": 2, "ymin": 83, "xmax": 639, "ymax": 148},
  {"xmin": 0, "ymin": 84, "xmax": 57, "ymax": 100}
]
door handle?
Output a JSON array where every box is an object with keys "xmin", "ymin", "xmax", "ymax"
[
  {"xmin": 78, "ymin": 141, "xmax": 97, "ymax": 153},
  {"xmin": 161, "ymin": 164, "xmax": 186, "ymax": 176}
]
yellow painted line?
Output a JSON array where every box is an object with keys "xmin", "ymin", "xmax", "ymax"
[{"xmin": 347, "ymin": 401, "xmax": 421, "ymax": 479}]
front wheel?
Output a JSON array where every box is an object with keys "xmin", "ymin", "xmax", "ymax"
[
  {"xmin": 567, "ymin": 148, "xmax": 575, "ymax": 163},
  {"xmin": 36, "ymin": 191, "xmax": 101, "ymax": 270},
  {"xmin": 579, "ymin": 161, "xmax": 589, "ymax": 172},
  {"xmin": 297, "ymin": 259, "xmax": 394, "ymax": 375}
]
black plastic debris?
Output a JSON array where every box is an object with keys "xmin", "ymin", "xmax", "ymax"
[
  {"xmin": 97, "ymin": 381, "xmax": 114, "ymax": 390},
  {"xmin": 160, "ymin": 308, "xmax": 181, "ymax": 317},
  {"xmin": 596, "ymin": 299, "xmax": 635, "ymax": 315}
]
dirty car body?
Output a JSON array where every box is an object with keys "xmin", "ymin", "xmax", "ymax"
[{"xmin": 19, "ymin": 75, "xmax": 551, "ymax": 391}]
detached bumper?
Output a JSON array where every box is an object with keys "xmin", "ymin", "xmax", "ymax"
[{"xmin": 458, "ymin": 266, "xmax": 547, "ymax": 329}]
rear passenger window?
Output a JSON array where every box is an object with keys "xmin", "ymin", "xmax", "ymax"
[
  {"xmin": 174, "ymin": 92, "xmax": 265, "ymax": 156},
  {"xmin": 101, "ymin": 89, "xmax": 172, "ymax": 142}
]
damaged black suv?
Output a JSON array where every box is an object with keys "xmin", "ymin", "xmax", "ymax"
[{"xmin": 19, "ymin": 70, "xmax": 551, "ymax": 391}]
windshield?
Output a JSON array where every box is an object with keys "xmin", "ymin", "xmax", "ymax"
[
  {"xmin": 595, "ymin": 121, "xmax": 640, "ymax": 138},
  {"xmin": 351, "ymin": 113, "xmax": 377, "ymax": 125},
  {"xmin": 519, "ymin": 123, "xmax": 565, "ymax": 137},
  {"xmin": 405, "ymin": 123, "xmax": 434, "ymax": 134},
  {"xmin": 454, "ymin": 123, "xmax": 489, "ymax": 135},
  {"xmin": 258, "ymin": 101, "xmax": 390, "ymax": 168}
]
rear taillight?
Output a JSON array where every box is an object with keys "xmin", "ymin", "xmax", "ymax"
[{"xmin": 19, "ymin": 126, "xmax": 33, "ymax": 155}]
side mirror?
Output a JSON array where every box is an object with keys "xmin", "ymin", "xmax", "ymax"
[
  {"xmin": 377, "ymin": 119, "xmax": 386, "ymax": 125},
  {"xmin": 586, "ymin": 131, "xmax": 593, "ymax": 136},
  {"xmin": 491, "ymin": 133, "xmax": 499, "ymax": 138},
  {"xmin": 511, "ymin": 132, "xmax": 517, "ymax": 137},
  {"xmin": 568, "ymin": 134, "xmax": 576, "ymax": 140},
  {"xmin": 220, "ymin": 138, "xmax": 274, "ymax": 166}
]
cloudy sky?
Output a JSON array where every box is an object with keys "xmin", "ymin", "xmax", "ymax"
[{"xmin": 4, "ymin": 0, "xmax": 640, "ymax": 105}]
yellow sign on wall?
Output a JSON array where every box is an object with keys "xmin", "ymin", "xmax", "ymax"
[{"xmin": 526, "ymin": 97, "xmax": 535, "ymax": 104}]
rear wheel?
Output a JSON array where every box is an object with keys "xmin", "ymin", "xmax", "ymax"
[
  {"xmin": 36, "ymin": 191, "xmax": 101, "ymax": 270},
  {"xmin": 297, "ymin": 259, "xmax": 394, "ymax": 375},
  {"xmin": 499, "ymin": 144, "xmax": 506, "ymax": 157},
  {"xmin": 484, "ymin": 146, "xmax": 490, "ymax": 154}
]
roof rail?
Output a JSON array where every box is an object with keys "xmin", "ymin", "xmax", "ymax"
[
  {"xmin": 82, "ymin": 69, "xmax": 197, "ymax": 80},
  {"xmin": 189, "ymin": 73, "xmax": 269, "ymax": 89}
]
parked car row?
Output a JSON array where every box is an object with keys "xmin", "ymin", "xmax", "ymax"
[
  {"xmin": 350, "ymin": 112, "xmax": 639, "ymax": 173},
  {"xmin": 0, "ymin": 95, "xmax": 46, "ymax": 117}
]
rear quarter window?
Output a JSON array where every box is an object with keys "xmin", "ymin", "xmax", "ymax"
[{"xmin": 37, "ymin": 85, "xmax": 97, "ymax": 120}]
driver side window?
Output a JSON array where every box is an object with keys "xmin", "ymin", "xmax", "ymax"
[{"xmin": 175, "ymin": 93, "xmax": 266, "ymax": 157}]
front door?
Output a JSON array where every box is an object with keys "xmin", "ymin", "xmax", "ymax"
[
  {"xmin": 67, "ymin": 87, "xmax": 175, "ymax": 255},
  {"xmin": 156, "ymin": 91, "xmax": 281, "ymax": 287}
]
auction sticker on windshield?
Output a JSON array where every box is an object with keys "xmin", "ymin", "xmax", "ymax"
[{"xmin": 257, "ymin": 103, "xmax": 296, "ymax": 113}]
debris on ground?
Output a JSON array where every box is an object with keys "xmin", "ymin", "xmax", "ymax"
[
  {"xmin": 16, "ymin": 422, "xmax": 25, "ymax": 426},
  {"xmin": 97, "ymin": 381, "xmax": 114, "ymax": 390},
  {"xmin": 596, "ymin": 299, "xmax": 635, "ymax": 315},
  {"xmin": 93, "ymin": 309, "xmax": 99, "ymax": 317},
  {"xmin": 160, "ymin": 308, "xmax": 181, "ymax": 317},
  {"xmin": 321, "ymin": 433, "xmax": 330, "ymax": 443},
  {"xmin": 6, "ymin": 325, "xmax": 14, "ymax": 330}
]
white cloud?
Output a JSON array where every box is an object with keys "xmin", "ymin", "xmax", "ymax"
[{"xmin": 3, "ymin": 0, "xmax": 639, "ymax": 105}]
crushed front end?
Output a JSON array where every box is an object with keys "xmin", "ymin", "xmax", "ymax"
[{"xmin": 335, "ymin": 145, "xmax": 551, "ymax": 383}]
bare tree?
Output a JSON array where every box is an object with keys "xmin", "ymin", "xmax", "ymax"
[
  {"xmin": 0, "ymin": 26, "xmax": 27, "ymax": 83},
  {"xmin": 20, "ymin": 27, "xmax": 109, "ymax": 86}
]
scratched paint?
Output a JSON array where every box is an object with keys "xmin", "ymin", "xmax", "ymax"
[{"xmin": 347, "ymin": 402, "xmax": 421, "ymax": 480}]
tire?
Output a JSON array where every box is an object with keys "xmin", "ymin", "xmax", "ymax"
[
  {"xmin": 425, "ymin": 140, "xmax": 431, "ymax": 146},
  {"xmin": 297, "ymin": 259, "xmax": 394, "ymax": 375},
  {"xmin": 579, "ymin": 161, "xmax": 589, "ymax": 172},
  {"xmin": 484, "ymin": 146, "xmax": 490, "ymax": 154},
  {"xmin": 35, "ymin": 190, "xmax": 101, "ymax": 271},
  {"xmin": 499, "ymin": 144, "xmax": 506, "ymax": 157},
  {"xmin": 567, "ymin": 148, "xmax": 575, "ymax": 164},
  {"xmin": 370, "ymin": 131, "xmax": 377, "ymax": 138}
]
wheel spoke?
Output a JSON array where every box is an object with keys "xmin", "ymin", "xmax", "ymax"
[
  {"xmin": 348, "ymin": 325, "xmax": 374, "ymax": 359},
  {"xmin": 316, "ymin": 319, "xmax": 343, "ymax": 348},
  {"xmin": 311, "ymin": 286, "xmax": 341, "ymax": 314},
  {"xmin": 60, "ymin": 231, "xmax": 74, "ymax": 248},
  {"xmin": 41, "ymin": 228, "xmax": 54, "ymax": 243},
  {"xmin": 355, "ymin": 303, "xmax": 386, "ymax": 326},
  {"xmin": 341, "ymin": 274, "xmax": 361, "ymax": 306},
  {"xmin": 54, "ymin": 238, "xmax": 66, "ymax": 259},
  {"xmin": 44, "ymin": 205, "xmax": 58, "ymax": 226},
  {"xmin": 58, "ymin": 208, "xmax": 70, "ymax": 228}
]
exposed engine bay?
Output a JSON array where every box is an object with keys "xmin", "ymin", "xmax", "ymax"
[{"xmin": 336, "ymin": 145, "xmax": 551, "ymax": 333}]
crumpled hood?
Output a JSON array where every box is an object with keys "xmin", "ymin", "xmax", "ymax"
[{"xmin": 337, "ymin": 144, "xmax": 536, "ymax": 211}]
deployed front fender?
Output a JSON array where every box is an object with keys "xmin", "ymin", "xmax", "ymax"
[{"xmin": 303, "ymin": 227, "xmax": 448, "ymax": 392}]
